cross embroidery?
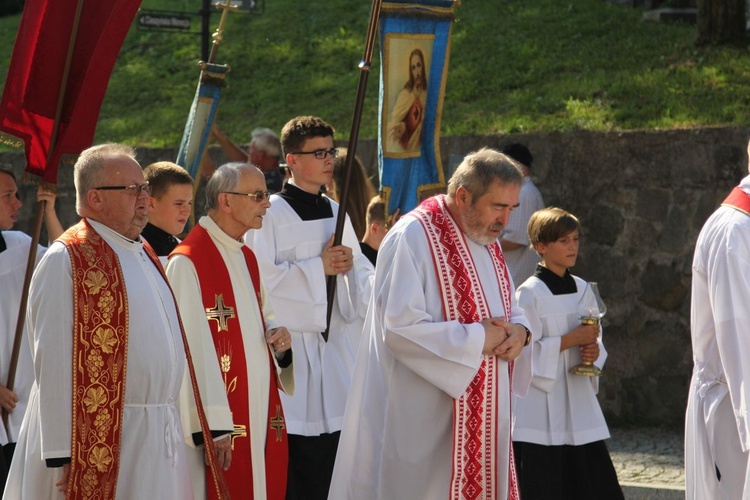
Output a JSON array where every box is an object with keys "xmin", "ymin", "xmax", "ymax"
[
  {"xmin": 206, "ymin": 294, "xmax": 236, "ymax": 332},
  {"xmin": 269, "ymin": 405, "xmax": 285, "ymax": 442}
]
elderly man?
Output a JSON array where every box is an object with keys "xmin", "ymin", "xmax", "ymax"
[
  {"xmin": 330, "ymin": 148, "xmax": 533, "ymax": 500},
  {"xmin": 685, "ymin": 140, "xmax": 750, "ymax": 499},
  {"xmin": 167, "ymin": 162, "xmax": 293, "ymax": 499},
  {"xmin": 4, "ymin": 144, "xmax": 223, "ymax": 499},
  {"xmin": 0, "ymin": 169, "xmax": 63, "ymax": 491}
]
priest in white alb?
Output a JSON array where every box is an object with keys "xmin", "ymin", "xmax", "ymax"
[
  {"xmin": 167, "ymin": 162, "xmax": 294, "ymax": 500},
  {"xmin": 4, "ymin": 144, "xmax": 226, "ymax": 499},
  {"xmin": 329, "ymin": 148, "xmax": 533, "ymax": 500},
  {"xmin": 685, "ymin": 139, "xmax": 750, "ymax": 499}
]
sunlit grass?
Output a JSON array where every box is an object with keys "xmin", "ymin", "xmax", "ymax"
[{"xmin": 1, "ymin": 0, "xmax": 750, "ymax": 148}]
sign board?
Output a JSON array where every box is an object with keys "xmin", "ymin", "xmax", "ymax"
[{"xmin": 137, "ymin": 10, "xmax": 195, "ymax": 31}]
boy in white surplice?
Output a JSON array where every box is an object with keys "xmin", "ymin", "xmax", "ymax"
[
  {"xmin": 513, "ymin": 207, "xmax": 623, "ymax": 500},
  {"xmin": 245, "ymin": 116, "xmax": 373, "ymax": 500}
]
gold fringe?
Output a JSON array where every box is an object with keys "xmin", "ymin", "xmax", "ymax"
[{"xmin": 381, "ymin": 2, "xmax": 457, "ymax": 19}]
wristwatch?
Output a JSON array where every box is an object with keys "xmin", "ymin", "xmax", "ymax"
[{"xmin": 518, "ymin": 324, "xmax": 532, "ymax": 347}]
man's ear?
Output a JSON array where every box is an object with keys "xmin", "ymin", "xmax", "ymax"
[
  {"xmin": 147, "ymin": 196, "xmax": 157, "ymax": 211},
  {"xmin": 87, "ymin": 189, "xmax": 103, "ymax": 212},
  {"xmin": 455, "ymin": 186, "xmax": 471, "ymax": 209},
  {"xmin": 285, "ymin": 152, "xmax": 297, "ymax": 172}
]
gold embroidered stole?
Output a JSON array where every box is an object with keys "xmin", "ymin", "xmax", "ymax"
[{"xmin": 61, "ymin": 220, "xmax": 128, "ymax": 499}]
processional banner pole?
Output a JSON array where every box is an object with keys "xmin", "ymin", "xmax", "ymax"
[
  {"xmin": 175, "ymin": 0, "xmax": 237, "ymax": 203},
  {"xmin": 323, "ymin": 0, "xmax": 384, "ymax": 341}
]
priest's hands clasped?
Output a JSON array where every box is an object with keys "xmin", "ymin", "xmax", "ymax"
[
  {"xmin": 266, "ymin": 327, "xmax": 292, "ymax": 353},
  {"xmin": 481, "ymin": 317, "xmax": 527, "ymax": 361},
  {"xmin": 322, "ymin": 234, "xmax": 353, "ymax": 275}
]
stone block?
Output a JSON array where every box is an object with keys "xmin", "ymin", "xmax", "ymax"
[
  {"xmin": 636, "ymin": 188, "xmax": 670, "ymax": 222},
  {"xmin": 583, "ymin": 204, "xmax": 624, "ymax": 246},
  {"xmin": 639, "ymin": 260, "xmax": 689, "ymax": 311}
]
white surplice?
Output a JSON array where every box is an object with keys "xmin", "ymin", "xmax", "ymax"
[
  {"xmin": 166, "ymin": 216, "xmax": 294, "ymax": 500},
  {"xmin": 328, "ymin": 213, "xmax": 533, "ymax": 500},
  {"xmin": 3, "ymin": 219, "xmax": 192, "ymax": 500},
  {"xmin": 513, "ymin": 275, "xmax": 609, "ymax": 446},
  {"xmin": 685, "ymin": 176, "xmax": 750, "ymax": 500},
  {"xmin": 0, "ymin": 231, "xmax": 44, "ymax": 446},
  {"xmin": 246, "ymin": 195, "xmax": 373, "ymax": 437}
]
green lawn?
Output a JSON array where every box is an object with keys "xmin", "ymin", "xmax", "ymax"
[{"xmin": 1, "ymin": 0, "xmax": 749, "ymax": 147}]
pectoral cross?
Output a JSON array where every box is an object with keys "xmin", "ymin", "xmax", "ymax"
[
  {"xmin": 269, "ymin": 405, "xmax": 286, "ymax": 442},
  {"xmin": 206, "ymin": 294, "xmax": 236, "ymax": 332}
]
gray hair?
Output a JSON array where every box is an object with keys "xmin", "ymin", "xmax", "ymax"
[
  {"xmin": 250, "ymin": 127, "xmax": 281, "ymax": 158},
  {"xmin": 447, "ymin": 147, "xmax": 523, "ymax": 201},
  {"xmin": 74, "ymin": 143, "xmax": 137, "ymax": 214},
  {"xmin": 205, "ymin": 162, "xmax": 254, "ymax": 210}
]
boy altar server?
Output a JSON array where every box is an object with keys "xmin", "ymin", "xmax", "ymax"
[{"xmin": 246, "ymin": 116, "xmax": 373, "ymax": 500}]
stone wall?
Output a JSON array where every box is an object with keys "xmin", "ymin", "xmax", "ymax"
[{"xmin": 4, "ymin": 126, "xmax": 750, "ymax": 427}]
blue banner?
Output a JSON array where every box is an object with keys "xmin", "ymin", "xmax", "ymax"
[
  {"xmin": 378, "ymin": 0, "xmax": 455, "ymax": 216},
  {"xmin": 176, "ymin": 62, "xmax": 229, "ymax": 180}
]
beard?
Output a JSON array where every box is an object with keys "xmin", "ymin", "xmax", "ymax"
[{"xmin": 462, "ymin": 205, "xmax": 503, "ymax": 246}]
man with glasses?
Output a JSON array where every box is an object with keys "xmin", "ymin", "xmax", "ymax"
[
  {"xmin": 167, "ymin": 162, "xmax": 294, "ymax": 499},
  {"xmin": 4, "ymin": 144, "xmax": 205, "ymax": 498},
  {"xmin": 247, "ymin": 116, "xmax": 374, "ymax": 500}
]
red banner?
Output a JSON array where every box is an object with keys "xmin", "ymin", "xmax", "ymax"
[{"xmin": 0, "ymin": 0, "xmax": 142, "ymax": 185}]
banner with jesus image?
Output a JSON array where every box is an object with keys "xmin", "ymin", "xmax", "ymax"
[{"xmin": 378, "ymin": 0, "xmax": 456, "ymax": 216}]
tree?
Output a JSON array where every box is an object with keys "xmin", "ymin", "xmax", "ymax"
[{"xmin": 697, "ymin": 0, "xmax": 746, "ymax": 45}]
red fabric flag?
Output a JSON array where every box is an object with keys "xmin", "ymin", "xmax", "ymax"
[{"xmin": 0, "ymin": 0, "xmax": 142, "ymax": 185}]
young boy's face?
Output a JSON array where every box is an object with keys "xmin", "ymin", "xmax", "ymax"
[
  {"xmin": 286, "ymin": 136, "xmax": 335, "ymax": 194},
  {"xmin": 535, "ymin": 229, "xmax": 579, "ymax": 277},
  {"xmin": 148, "ymin": 183, "xmax": 193, "ymax": 236}
]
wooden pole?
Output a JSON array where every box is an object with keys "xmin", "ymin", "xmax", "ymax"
[
  {"xmin": 323, "ymin": 0, "xmax": 383, "ymax": 341},
  {"xmin": 1, "ymin": 0, "xmax": 85, "ymax": 435}
]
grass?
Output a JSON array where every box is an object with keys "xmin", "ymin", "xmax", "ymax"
[{"xmin": 1, "ymin": 0, "xmax": 750, "ymax": 147}]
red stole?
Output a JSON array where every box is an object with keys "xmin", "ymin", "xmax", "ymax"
[
  {"xmin": 722, "ymin": 186, "xmax": 750, "ymax": 216},
  {"xmin": 60, "ymin": 220, "xmax": 228, "ymax": 499},
  {"xmin": 172, "ymin": 223, "xmax": 288, "ymax": 500},
  {"xmin": 411, "ymin": 195, "xmax": 520, "ymax": 500}
]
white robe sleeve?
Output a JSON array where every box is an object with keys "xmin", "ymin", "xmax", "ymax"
[
  {"xmin": 249, "ymin": 209, "xmax": 329, "ymax": 333},
  {"xmin": 379, "ymin": 225, "xmax": 485, "ymax": 400},
  {"xmin": 29, "ymin": 243, "xmax": 74, "ymax": 460},
  {"xmin": 166, "ymin": 254, "xmax": 234, "ymax": 443},
  {"xmin": 260, "ymin": 280, "xmax": 294, "ymax": 396},
  {"xmin": 709, "ymin": 246, "xmax": 750, "ymax": 451},
  {"xmin": 516, "ymin": 282, "xmax": 561, "ymax": 393}
]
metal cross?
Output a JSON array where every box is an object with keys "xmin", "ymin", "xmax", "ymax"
[
  {"xmin": 205, "ymin": 293, "xmax": 236, "ymax": 332},
  {"xmin": 269, "ymin": 405, "xmax": 286, "ymax": 442}
]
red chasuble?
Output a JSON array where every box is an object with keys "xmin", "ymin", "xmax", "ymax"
[
  {"xmin": 411, "ymin": 195, "xmax": 520, "ymax": 500},
  {"xmin": 61, "ymin": 220, "xmax": 229, "ymax": 500},
  {"xmin": 722, "ymin": 186, "xmax": 750, "ymax": 215},
  {"xmin": 172, "ymin": 223, "xmax": 288, "ymax": 500}
]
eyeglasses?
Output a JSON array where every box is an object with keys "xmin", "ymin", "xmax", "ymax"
[
  {"xmin": 94, "ymin": 183, "xmax": 152, "ymax": 195},
  {"xmin": 292, "ymin": 148, "xmax": 339, "ymax": 160},
  {"xmin": 223, "ymin": 190, "xmax": 271, "ymax": 202}
]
